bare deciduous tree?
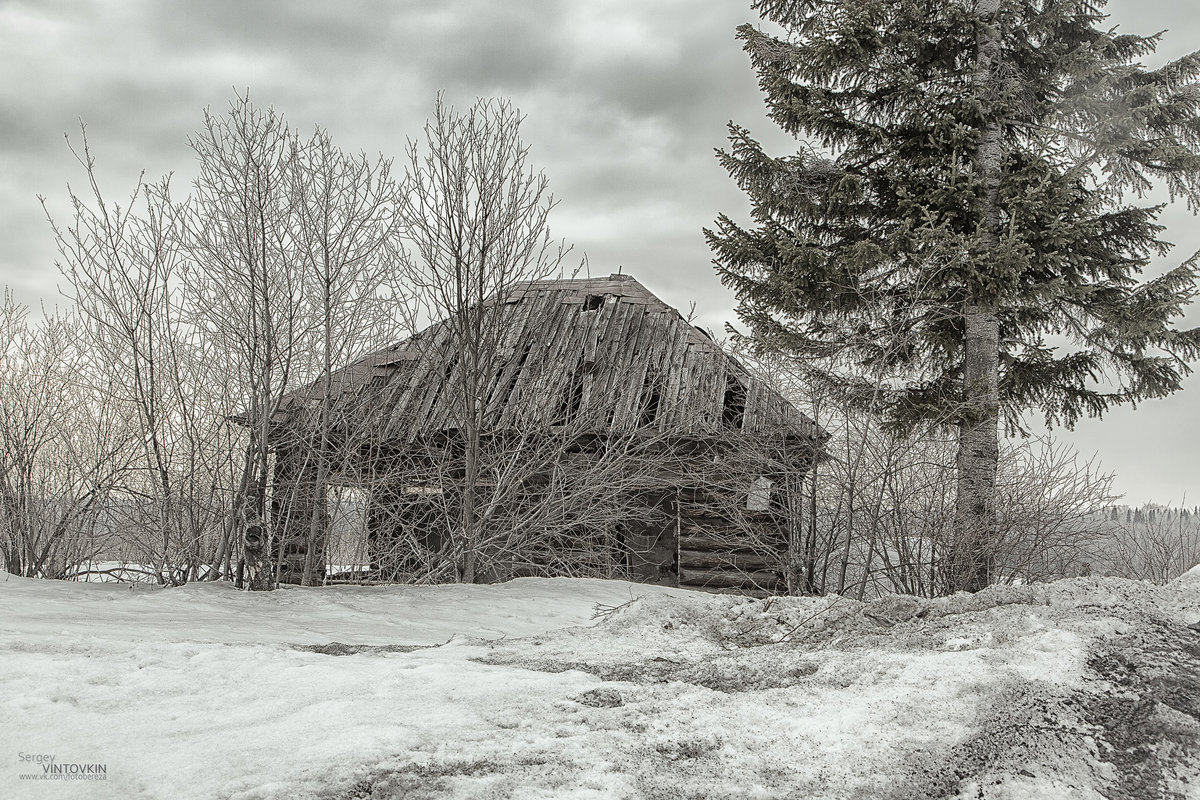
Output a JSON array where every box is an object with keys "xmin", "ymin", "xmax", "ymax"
[
  {"xmin": 45, "ymin": 130, "xmax": 238, "ymax": 585},
  {"xmin": 394, "ymin": 95, "xmax": 577, "ymax": 583},
  {"xmin": 28, "ymin": 94, "xmax": 408, "ymax": 589},
  {"xmin": 280, "ymin": 126, "xmax": 406, "ymax": 585},
  {"xmin": 1099, "ymin": 505, "xmax": 1200, "ymax": 584},
  {"xmin": 176, "ymin": 94, "xmax": 406, "ymax": 589},
  {"xmin": 0, "ymin": 294, "xmax": 132, "ymax": 578},
  {"xmin": 178, "ymin": 96, "xmax": 305, "ymax": 589},
  {"xmin": 745, "ymin": 349, "xmax": 1118, "ymax": 598}
]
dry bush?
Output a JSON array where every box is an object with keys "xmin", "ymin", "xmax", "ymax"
[
  {"xmin": 31, "ymin": 94, "xmax": 407, "ymax": 587},
  {"xmin": 0, "ymin": 295, "xmax": 133, "ymax": 577},
  {"xmin": 745, "ymin": 352, "xmax": 1118, "ymax": 597},
  {"xmin": 1094, "ymin": 506, "xmax": 1200, "ymax": 584}
]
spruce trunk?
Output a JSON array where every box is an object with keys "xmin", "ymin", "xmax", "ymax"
[
  {"xmin": 953, "ymin": 305, "xmax": 999, "ymax": 592},
  {"xmin": 951, "ymin": 0, "xmax": 1003, "ymax": 593}
]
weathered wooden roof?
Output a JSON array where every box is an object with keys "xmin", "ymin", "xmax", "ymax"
[{"xmin": 279, "ymin": 274, "xmax": 821, "ymax": 444}]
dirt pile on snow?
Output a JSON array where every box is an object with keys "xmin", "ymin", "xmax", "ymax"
[
  {"xmin": 588, "ymin": 574, "xmax": 1200, "ymax": 648},
  {"xmin": 1084, "ymin": 619, "xmax": 1200, "ymax": 800},
  {"xmin": 476, "ymin": 575, "xmax": 1200, "ymax": 799}
]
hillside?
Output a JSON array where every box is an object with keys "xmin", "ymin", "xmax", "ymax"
[{"xmin": 1, "ymin": 572, "xmax": 1198, "ymax": 799}]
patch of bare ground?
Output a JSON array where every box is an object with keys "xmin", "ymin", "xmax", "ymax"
[
  {"xmin": 1083, "ymin": 616, "xmax": 1200, "ymax": 800},
  {"xmin": 319, "ymin": 754, "xmax": 571, "ymax": 800},
  {"xmin": 470, "ymin": 577, "xmax": 1200, "ymax": 798},
  {"xmin": 311, "ymin": 575, "xmax": 1200, "ymax": 799},
  {"xmin": 296, "ymin": 642, "xmax": 432, "ymax": 655}
]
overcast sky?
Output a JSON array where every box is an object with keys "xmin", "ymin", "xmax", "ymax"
[{"xmin": 2, "ymin": 0, "xmax": 1197, "ymax": 505}]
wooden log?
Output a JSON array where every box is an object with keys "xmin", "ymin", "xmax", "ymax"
[
  {"xmin": 677, "ymin": 549, "xmax": 781, "ymax": 572},
  {"xmin": 677, "ymin": 501, "xmax": 769, "ymax": 519},
  {"xmin": 676, "ymin": 511, "xmax": 739, "ymax": 527},
  {"xmin": 677, "ymin": 534, "xmax": 768, "ymax": 554},
  {"xmin": 678, "ymin": 567, "xmax": 782, "ymax": 590}
]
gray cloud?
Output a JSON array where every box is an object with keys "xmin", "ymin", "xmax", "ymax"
[{"xmin": 2, "ymin": 0, "xmax": 1197, "ymax": 503}]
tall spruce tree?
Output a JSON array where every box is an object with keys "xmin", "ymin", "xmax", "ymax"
[{"xmin": 707, "ymin": 0, "xmax": 1200, "ymax": 592}]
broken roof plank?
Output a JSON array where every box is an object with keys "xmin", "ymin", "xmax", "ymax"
[{"xmin": 272, "ymin": 275, "xmax": 820, "ymax": 443}]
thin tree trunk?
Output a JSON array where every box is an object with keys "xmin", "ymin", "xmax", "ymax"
[
  {"xmin": 461, "ymin": 352, "xmax": 482, "ymax": 584},
  {"xmin": 809, "ymin": 454, "xmax": 821, "ymax": 591},
  {"xmin": 244, "ymin": 422, "xmax": 274, "ymax": 591},
  {"xmin": 302, "ymin": 266, "xmax": 335, "ymax": 587}
]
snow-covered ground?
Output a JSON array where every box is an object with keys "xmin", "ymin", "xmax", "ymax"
[{"xmin": 2, "ymin": 571, "xmax": 1198, "ymax": 800}]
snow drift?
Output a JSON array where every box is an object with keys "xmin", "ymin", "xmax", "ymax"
[{"xmin": 1, "ymin": 572, "xmax": 1197, "ymax": 799}]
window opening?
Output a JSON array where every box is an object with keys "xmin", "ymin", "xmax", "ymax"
[
  {"xmin": 747, "ymin": 477, "xmax": 773, "ymax": 512},
  {"xmin": 638, "ymin": 368, "xmax": 662, "ymax": 427},
  {"xmin": 722, "ymin": 374, "xmax": 746, "ymax": 429},
  {"xmin": 325, "ymin": 486, "xmax": 370, "ymax": 580}
]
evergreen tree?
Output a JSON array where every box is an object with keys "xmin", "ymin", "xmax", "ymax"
[{"xmin": 707, "ymin": 0, "xmax": 1200, "ymax": 591}]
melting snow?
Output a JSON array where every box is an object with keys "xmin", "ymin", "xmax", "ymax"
[{"xmin": 1, "ymin": 570, "xmax": 1197, "ymax": 799}]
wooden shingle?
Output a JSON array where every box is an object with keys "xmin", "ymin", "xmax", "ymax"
[{"xmin": 279, "ymin": 274, "xmax": 820, "ymax": 444}]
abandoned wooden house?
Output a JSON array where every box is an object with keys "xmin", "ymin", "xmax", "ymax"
[{"xmin": 265, "ymin": 274, "xmax": 826, "ymax": 595}]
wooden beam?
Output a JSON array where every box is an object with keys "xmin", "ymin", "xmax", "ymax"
[
  {"xmin": 678, "ymin": 567, "xmax": 782, "ymax": 590},
  {"xmin": 677, "ymin": 534, "xmax": 768, "ymax": 554},
  {"xmin": 678, "ymin": 549, "xmax": 781, "ymax": 572}
]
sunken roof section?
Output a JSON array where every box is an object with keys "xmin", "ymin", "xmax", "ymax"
[{"xmin": 282, "ymin": 274, "xmax": 820, "ymax": 444}]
